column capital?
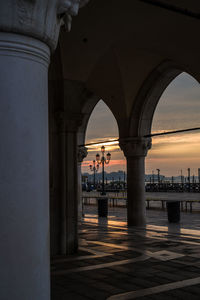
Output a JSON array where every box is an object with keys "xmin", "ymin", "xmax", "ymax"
[
  {"xmin": 119, "ymin": 137, "xmax": 152, "ymax": 158},
  {"xmin": 77, "ymin": 146, "xmax": 88, "ymax": 163},
  {"xmin": 0, "ymin": 0, "xmax": 89, "ymax": 51}
]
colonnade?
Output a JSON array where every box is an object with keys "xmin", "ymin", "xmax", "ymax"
[{"xmin": 0, "ymin": 1, "xmax": 193, "ymax": 300}]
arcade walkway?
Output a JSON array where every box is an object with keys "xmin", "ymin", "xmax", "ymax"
[{"xmin": 51, "ymin": 207, "xmax": 200, "ymax": 299}]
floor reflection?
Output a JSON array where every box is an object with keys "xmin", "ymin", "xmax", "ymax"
[{"xmin": 83, "ymin": 206, "xmax": 200, "ymax": 242}]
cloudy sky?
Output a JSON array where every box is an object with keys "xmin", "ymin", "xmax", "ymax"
[{"xmin": 82, "ymin": 73, "xmax": 200, "ymax": 177}]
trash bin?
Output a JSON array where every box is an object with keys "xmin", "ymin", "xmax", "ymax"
[
  {"xmin": 97, "ymin": 198, "xmax": 108, "ymax": 217},
  {"xmin": 166, "ymin": 201, "xmax": 180, "ymax": 223}
]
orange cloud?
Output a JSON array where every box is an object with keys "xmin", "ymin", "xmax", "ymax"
[{"xmin": 82, "ymin": 159, "xmax": 126, "ymax": 167}]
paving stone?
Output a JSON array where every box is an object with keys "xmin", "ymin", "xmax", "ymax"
[
  {"xmin": 89, "ymin": 281, "xmax": 124, "ymax": 294},
  {"xmin": 182, "ymin": 285, "xmax": 200, "ymax": 295},
  {"xmin": 81, "ymin": 270, "xmax": 109, "ymax": 279},
  {"xmin": 51, "ymin": 206, "xmax": 200, "ymax": 300},
  {"xmin": 157, "ymin": 272, "xmax": 185, "ymax": 281},
  {"xmin": 125, "ymin": 277, "xmax": 158, "ymax": 289},
  {"xmin": 51, "ymin": 291, "xmax": 90, "ymax": 300},
  {"xmin": 151, "ymin": 276, "xmax": 172, "ymax": 285},
  {"xmin": 136, "ymin": 297, "xmax": 156, "ymax": 300},
  {"xmin": 183, "ymin": 266, "xmax": 200, "ymax": 273},
  {"xmin": 167, "ymin": 288, "xmax": 200, "ymax": 299},
  {"xmin": 101, "ymin": 276, "xmax": 140, "ymax": 292},
  {"xmin": 70, "ymin": 282, "xmax": 110, "ymax": 299},
  {"xmin": 149, "ymin": 292, "xmax": 178, "ymax": 299}
]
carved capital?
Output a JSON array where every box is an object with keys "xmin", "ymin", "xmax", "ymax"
[
  {"xmin": 120, "ymin": 137, "xmax": 152, "ymax": 158},
  {"xmin": 77, "ymin": 146, "xmax": 88, "ymax": 163},
  {"xmin": 0, "ymin": 0, "xmax": 89, "ymax": 51}
]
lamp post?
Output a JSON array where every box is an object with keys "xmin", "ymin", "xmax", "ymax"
[
  {"xmin": 181, "ymin": 169, "xmax": 184, "ymax": 191},
  {"xmin": 188, "ymin": 168, "xmax": 191, "ymax": 192},
  {"xmin": 96, "ymin": 146, "xmax": 111, "ymax": 195},
  {"xmin": 89, "ymin": 160, "xmax": 99, "ymax": 188},
  {"xmin": 157, "ymin": 168, "xmax": 160, "ymax": 191},
  {"xmin": 152, "ymin": 170, "xmax": 155, "ymax": 186}
]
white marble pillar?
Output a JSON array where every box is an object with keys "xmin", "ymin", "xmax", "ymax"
[
  {"xmin": 0, "ymin": 1, "xmax": 89, "ymax": 299},
  {"xmin": 77, "ymin": 147, "xmax": 88, "ymax": 219},
  {"xmin": 0, "ymin": 32, "xmax": 50, "ymax": 300},
  {"xmin": 120, "ymin": 138, "xmax": 151, "ymax": 226}
]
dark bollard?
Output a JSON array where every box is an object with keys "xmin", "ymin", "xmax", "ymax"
[
  {"xmin": 98, "ymin": 198, "xmax": 108, "ymax": 217},
  {"xmin": 166, "ymin": 201, "xmax": 180, "ymax": 223}
]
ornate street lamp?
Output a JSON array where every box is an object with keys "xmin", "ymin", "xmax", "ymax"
[
  {"xmin": 96, "ymin": 146, "xmax": 111, "ymax": 195},
  {"xmin": 89, "ymin": 160, "xmax": 99, "ymax": 187}
]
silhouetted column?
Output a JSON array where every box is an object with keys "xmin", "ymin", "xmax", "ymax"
[
  {"xmin": 64, "ymin": 118, "xmax": 82, "ymax": 254},
  {"xmin": 120, "ymin": 138, "xmax": 151, "ymax": 226},
  {"xmin": 77, "ymin": 147, "xmax": 88, "ymax": 219},
  {"xmin": 50, "ymin": 111, "xmax": 66, "ymax": 256},
  {"xmin": 51, "ymin": 112, "xmax": 83, "ymax": 255}
]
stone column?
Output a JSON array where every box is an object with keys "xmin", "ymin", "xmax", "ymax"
[
  {"xmin": 77, "ymin": 147, "xmax": 88, "ymax": 219},
  {"xmin": 120, "ymin": 138, "xmax": 151, "ymax": 226},
  {"xmin": 63, "ymin": 118, "xmax": 80, "ymax": 254},
  {"xmin": 0, "ymin": 1, "xmax": 88, "ymax": 299},
  {"xmin": 0, "ymin": 32, "xmax": 51, "ymax": 300},
  {"xmin": 52, "ymin": 112, "xmax": 83, "ymax": 255}
]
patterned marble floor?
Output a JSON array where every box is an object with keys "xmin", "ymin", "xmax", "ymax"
[{"xmin": 51, "ymin": 206, "xmax": 200, "ymax": 299}]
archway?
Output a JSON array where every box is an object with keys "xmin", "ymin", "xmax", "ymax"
[
  {"xmin": 129, "ymin": 61, "xmax": 182, "ymax": 137},
  {"xmin": 144, "ymin": 72, "xmax": 200, "ymax": 225},
  {"xmin": 80, "ymin": 99, "xmax": 127, "ymax": 224},
  {"xmin": 126, "ymin": 62, "xmax": 200, "ymax": 227},
  {"xmin": 147, "ymin": 72, "xmax": 200, "ymax": 177}
]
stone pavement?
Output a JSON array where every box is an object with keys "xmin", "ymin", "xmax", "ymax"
[{"xmin": 51, "ymin": 206, "xmax": 200, "ymax": 299}]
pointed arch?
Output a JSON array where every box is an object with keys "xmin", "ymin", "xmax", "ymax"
[
  {"xmin": 129, "ymin": 61, "xmax": 200, "ymax": 137},
  {"xmin": 129, "ymin": 61, "xmax": 182, "ymax": 137},
  {"xmin": 85, "ymin": 99, "xmax": 119, "ymax": 144},
  {"xmin": 77, "ymin": 94, "xmax": 120, "ymax": 147}
]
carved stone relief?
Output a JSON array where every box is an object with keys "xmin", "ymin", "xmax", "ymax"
[
  {"xmin": 0, "ymin": 0, "xmax": 90, "ymax": 51},
  {"xmin": 17, "ymin": 0, "xmax": 35, "ymax": 26},
  {"xmin": 77, "ymin": 146, "xmax": 88, "ymax": 163}
]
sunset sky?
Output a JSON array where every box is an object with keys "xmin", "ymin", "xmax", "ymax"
[{"xmin": 82, "ymin": 73, "xmax": 200, "ymax": 177}]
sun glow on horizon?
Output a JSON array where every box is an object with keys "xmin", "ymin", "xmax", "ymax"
[{"xmin": 86, "ymin": 137, "xmax": 119, "ymax": 151}]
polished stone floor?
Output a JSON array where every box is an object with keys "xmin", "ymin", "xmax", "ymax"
[{"xmin": 51, "ymin": 206, "xmax": 200, "ymax": 299}]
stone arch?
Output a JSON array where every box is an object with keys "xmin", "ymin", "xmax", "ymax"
[
  {"xmin": 77, "ymin": 95, "xmax": 121, "ymax": 147},
  {"xmin": 129, "ymin": 61, "xmax": 183, "ymax": 137},
  {"xmin": 77, "ymin": 94, "xmax": 101, "ymax": 146},
  {"xmin": 129, "ymin": 61, "xmax": 200, "ymax": 137},
  {"xmin": 121, "ymin": 62, "xmax": 200, "ymax": 228}
]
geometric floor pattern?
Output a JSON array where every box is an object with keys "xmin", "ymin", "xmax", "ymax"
[{"xmin": 51, "ymin": 206, "xmax": 200, "ymax": 299}]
